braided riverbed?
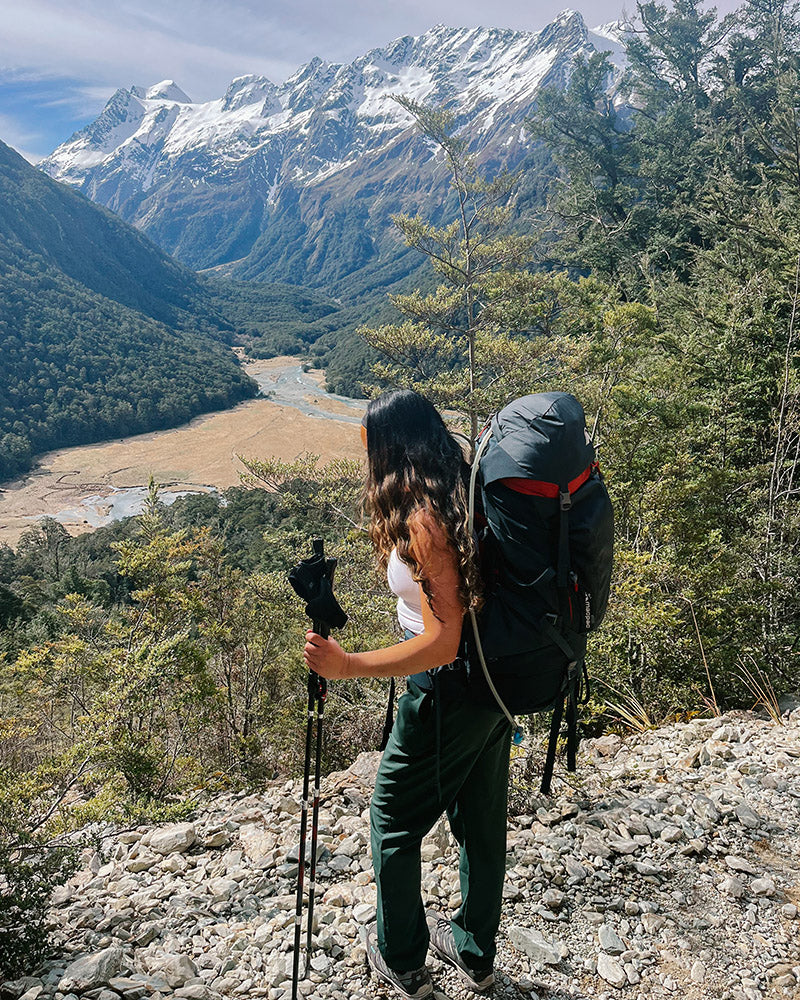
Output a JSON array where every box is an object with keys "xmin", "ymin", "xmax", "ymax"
[{"xmin": 0, "ymin": 359, "xmax": 364, "ymax": 547}]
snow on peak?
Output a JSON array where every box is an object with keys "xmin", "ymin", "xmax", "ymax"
[
  {"xmin": 285, "ymin": 56, "xmax": 334, "ymax": 87},
  {"xmin": 588, "ymin": 21, "xmax": 628, "ymax": 65},
  {"xmin": 42, "ymin": 14, "xmax": 626, "ymax": 198},
  {"xmin": 227, "ymin": 73, "xmax": 274, "ymax": 92},
  {"xmin": 593, "ymin": 19, "xmax": 625, "ymax": 36},
  {"xmin": 591, "ymin": 20, "xmax": 627, "ymax": 45},
  {"xmin": 223, "ymin": 74, "xmax": 278, "ymax": 112},
  {"xmin": 145, "ymin": 81, "xmax": 192, "ymax": 103}
]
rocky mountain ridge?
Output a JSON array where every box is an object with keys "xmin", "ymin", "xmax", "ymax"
[
  {"xmin": 39, "ymin": 13, "xmax": 625, "ymax": 294},
  {"xmin": 6, "ymin": 706, "xmax": 799, "ymax": 1000}
]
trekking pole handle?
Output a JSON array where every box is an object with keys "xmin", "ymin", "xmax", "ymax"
[{"xmin": 309, "ymin": 616, "xmax": 329, "ymax": 700}]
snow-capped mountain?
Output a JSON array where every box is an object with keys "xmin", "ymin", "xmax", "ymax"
[{"xmin": 41, "ymin": 13, "xmax": 624, "ymax": 294}]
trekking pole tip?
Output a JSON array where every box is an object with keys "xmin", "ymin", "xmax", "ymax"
[{"xmin": 513, "ymin": 727, "xmax": 524, "ymax": 746}]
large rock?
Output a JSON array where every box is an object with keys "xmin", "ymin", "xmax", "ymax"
[
  {"xmin": 725, "ymin": 854, "xmax": 758, "ymax": 875},
  {"xmin": 718, "ymin": 875, "xmax": 746, "ymax": 899},
  {"xmin": 542, "ymin": 888, "xmax": 566, "ymax": 911},
  {"xmin": 174, "ymin": 987, "xmax": 207, "ymax": 1000},
  {"xmin": 208, "ymin": 877, "xmax": 238, "ymax": 901},
  {"xmin": 598, "ymin": 924, "xmax": 625, "ymax": 954},
  {"xmin": 58, "ymin": 947, "xmax": 123, "ymax": 992},
  {"xmin": 735, "ymin": 802, "xmax": 761, "ymax": 829},
  {"xmin": 238, "ymin": 823, "xmax": 276, "ymax": 863},
  {"xmin": 149, "ymin": 823, "xmax": 196, "ymax": 855},
  {"xmin": 507, "ymin": 927, "xmax": 564, "ymax": 965},
  {"xmin": 641, "ymin": 913, "xmax": 666, "ymax": 934},
  {"xmin": 324, "ymin": 751, "xmax": 382, "ymax": 797},
  {"xmin": 581, "ymin": 830, "xmax": 612, "ymax": 859},
  {"xmin": 597, "ymin": 953, "xmax": 627, "ymax": 987},
  {"xmin": 158, "ymin": 955, "xmax": 198, "ymax": 989},
  {"xmin": 1, "ymin": 980, "xmax": 41, "ymax": 999}
]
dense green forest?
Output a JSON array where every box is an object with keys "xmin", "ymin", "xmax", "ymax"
[
  {"xmin": 2, "ymin": 0, "xmax": 800, "ymax": 973},
  {"xmin": 200, "ymin": 274, "xmax": 396, "ymax": 395},
  {"xmin": 0, "ymin": 139, "xmax": 256, "ymax": 482},
  {"xmin": 0, "ymin": 141, "xmax": 363, "ymax": 480},
  {"xmin": 0, "ymin": 247, "xmax": 256, "ymax": 479}
]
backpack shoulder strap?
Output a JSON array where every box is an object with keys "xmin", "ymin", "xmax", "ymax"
[{"xmin": 468, "ymin": 426, "xmax": 521, "ymax": 744}]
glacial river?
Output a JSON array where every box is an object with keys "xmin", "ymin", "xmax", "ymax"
[{"xmin": 252, "ymin": 364, "xmax": 366, "ymax": 424}]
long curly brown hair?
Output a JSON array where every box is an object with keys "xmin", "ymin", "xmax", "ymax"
[{"xmin": 362, "ymin": 389, "xmax": 482, "ymax": 615}]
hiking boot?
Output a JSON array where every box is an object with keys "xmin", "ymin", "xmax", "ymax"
[
  {"xmin": 425, "ymin": 910, "xmax": 495, "ymax": 993},
  {"xmin": 364, "ymin": 925, "xmax": 433, "ymax": 999}
]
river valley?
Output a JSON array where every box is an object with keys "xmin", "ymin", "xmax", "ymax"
[{"xmin": 0, "ymin": 359, "xmax": 365, "ymax": 547}]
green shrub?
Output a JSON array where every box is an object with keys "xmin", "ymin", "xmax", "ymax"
[{"xmin": 0, "ymin": 837, "xmax": 77, "ymax": 979}]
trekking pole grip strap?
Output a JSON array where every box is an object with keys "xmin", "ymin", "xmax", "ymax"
[{"xmin": 308, "ymin": 669, "xmax": 327, "ymax": 700}]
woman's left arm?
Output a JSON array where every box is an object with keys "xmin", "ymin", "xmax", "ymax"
[{"xmin": 303, "ymin": 512, "xmax": 464, "ymax": 680}]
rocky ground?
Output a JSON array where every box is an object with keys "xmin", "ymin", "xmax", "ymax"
[{"xmin": 3, "ymin": 706, "xmax": 799, "ymax": 1000}]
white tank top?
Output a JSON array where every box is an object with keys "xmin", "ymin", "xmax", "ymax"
[{"xmin": 387, "ymin": 548, "xmax": 424, "ymax": 635}]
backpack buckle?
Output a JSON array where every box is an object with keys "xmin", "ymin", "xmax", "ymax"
[{"xmin": 559, "ymin": 490, "xmax": 572, "ymax": 510}]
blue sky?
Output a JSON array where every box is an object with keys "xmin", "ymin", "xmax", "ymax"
[{"xmin": 1, "ymin": 0, "xmax": 739, "ymax": 162}]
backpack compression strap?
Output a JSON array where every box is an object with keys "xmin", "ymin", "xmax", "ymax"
[
  {"xmin": 499, "ymin": 462, "xmax": 597, "ymax": 498},
  {"xmin": 539, "ymin": 658, "xmax": 583, "ymax": 795}
]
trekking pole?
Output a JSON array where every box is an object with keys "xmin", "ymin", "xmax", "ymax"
[
  {"xmin": 291, "ymin": 661, "xmax": 327, "ymax": 996},
  {"xmin": 305, "ymin": 630, "xmax": 328, "ymax": 972},
  {"xmin": 291, "ymin": 672, "xmax": 317, "ymax": 1000},
  {"xmin": 287, "ymin": 540, "xmax": 347, "ymax": 1000}
]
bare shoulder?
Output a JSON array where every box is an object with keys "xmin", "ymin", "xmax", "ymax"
[
  {"xmin": 408, "ymin": 508, "xmax": 464, "ymax": 619},
  {"xmin": 407, "ymin": 508, "xmax": 454, "ymax": 565}
]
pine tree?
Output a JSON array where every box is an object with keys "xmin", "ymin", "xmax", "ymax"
[{"xmin": 360, "ymin": 96, "xmax": 539, "ymax": 446}]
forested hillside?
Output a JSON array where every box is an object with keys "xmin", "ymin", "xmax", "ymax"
[
  {"xmin": 199, "ymin": 274, "xmax": 397, "ymax": 394},
  {"xmin": 0, "ymin": 142, "xmax": 348, "ymax": 480}
]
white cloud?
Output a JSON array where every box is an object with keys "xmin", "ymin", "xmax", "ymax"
[
  {"xmin": 0, "ymin": 0, "xmax": 640, "ymax": 105},
  {"xmin": 0, "ymin": 111, "xmax": 44, "ymax": 162},
  {"xmin": 39, "ymin": 85, "xmax": 117, "ymax": 116},
  {"xmin": 0, "ymin": 0, "xmax": 300, "ymax": 99}
]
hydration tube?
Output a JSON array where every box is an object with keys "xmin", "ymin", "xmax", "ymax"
[{"xmin": 468, "ymin": 427, "xmax": 524, "ymax": 746}]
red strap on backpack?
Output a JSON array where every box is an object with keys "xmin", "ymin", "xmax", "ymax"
[{"xmin": 500, "ymin": 462, "xmax": 598, "ymax": 498}]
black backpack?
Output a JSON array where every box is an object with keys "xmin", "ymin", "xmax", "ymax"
[{"xmin": 464, "ymin": 392, "xmax": 614, "ymax": 794}]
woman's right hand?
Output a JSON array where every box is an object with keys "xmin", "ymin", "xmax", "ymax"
[{"xmin": 304, "ymin": 631, "xmax": 352, "ymax": 679}]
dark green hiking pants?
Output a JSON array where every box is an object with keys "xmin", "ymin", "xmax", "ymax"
[{"xmin": 370, "ymin": 678, "xmax": 512, "ymax": 972}]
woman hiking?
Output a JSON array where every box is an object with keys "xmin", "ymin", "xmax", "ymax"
[{"xmin": 304, "ymin": 389, "xmax": 512, "ymax": 999}]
